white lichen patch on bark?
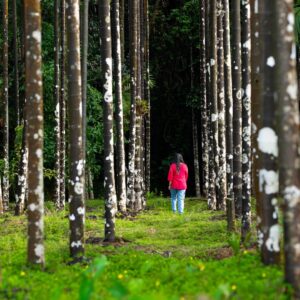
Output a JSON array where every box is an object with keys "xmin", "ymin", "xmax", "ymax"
[
  {"xmin": 259, "ymin": 169, "xmax": 279, "ymax": 194},
  {"xmin": 257, "ymin": 127, "xmax": 278, "ymax": 157},
  {"xmin": 265, "ymin": 224, "xmax": 280, "ymax": 252}
]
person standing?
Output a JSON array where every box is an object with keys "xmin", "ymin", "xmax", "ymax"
[{"xmin": 167, "ymin": 153, "xmax": 188, "ymax": 214}]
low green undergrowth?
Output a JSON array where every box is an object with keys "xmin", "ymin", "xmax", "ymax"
[{"xmin": 0, "ymin": 197, "xmax": 290, "ymax": 299}]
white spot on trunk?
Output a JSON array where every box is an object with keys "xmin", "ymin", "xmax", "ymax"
[
  {"xmin": 265, "ymin": 224, "xmax": 280, "ymax": 252},
  {"xmin": 259, "ymin": 169, "xmax": 279, "ymax": 194},
  {"xmin": 257, "ymin": 127, "xmax": 278, "ymax": 157}
]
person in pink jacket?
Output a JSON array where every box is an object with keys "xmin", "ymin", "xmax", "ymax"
[{"xmin": 167, "ymin": 153, "xmax": 188, "ymax": 214}]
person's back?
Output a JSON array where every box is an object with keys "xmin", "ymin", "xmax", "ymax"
[{"xmin": 168, "ymin": 162, "xmax": 188, "ymax": 190}]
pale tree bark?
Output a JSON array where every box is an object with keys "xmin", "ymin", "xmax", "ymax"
[
  {"xmin": 255, "ymin": 0, "xmax": 280, "ymax": 265},
  {"xmin": 199, "ymin": 0, "xmax": 209, "ymax": 198},
  {"xmin": 13, "ymin": 0, "xmax": 20, "ymax": 127},
  {"xmin": 241, "ymin": 0, "xmax": 251, "ymax": 241},
  {"xmin": 2, "ymin": 0, "xmax": 9, "ymax": 211},
  {"xmin": 99, "ymin": 0, "xmax": 118, "ymax": 241},
  {"xmin": 119, "ymin": 0, "xmax": 125, "ymax": 65},
  {"xmin": 223, "ymin": 0, "xmax": 235, "ymax": 230},
  {"xmin": 15, "ymin": 116, "xmax": 28, "ymax": 216},
  {"xmin": 88, "ymin": 168, "xmax": 94, "ymax": 199},
  {"xmin": 231, "ymin": 0, "xmax": 242, "ymax": 217},
  {"xmin": 81, "ymin": 0, "xmax": 89, "ymax": 200},
  {"xmin": 208, "ymin": 0, "xmax": 218, "ymax": 210},
  {"xmin": 54, "ymin": 0, "xmax": 61, "ymax": 209},
  {"xmin": 25, "ymin": 0, "xmax": 45, "ymax": 266},
  {"xmin": 60, "ymin": 0, "xmax": 66, "ymax": 209},
  {"xmin": 276, "ymin": 0, "xmax": 300, "ymax": 295},
  {"xmin": 112, "ymin": 0, "xmax": 127, "ymax": 213},
  {"xmin": 128, "ymin": 0, "xmax": 138, "ymax": 210},
  {"xmin": 144, "ymin": 0, "xmax": 151, "ymax": 195},
  {"xmin": 66, "ymin": 0, "xmax": 85, "ymax": 258},
  {"xmin": 217, "ymin": 0, "xmax": 226, "ymax": 210}
]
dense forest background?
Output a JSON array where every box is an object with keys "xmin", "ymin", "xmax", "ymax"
[{"xmin": 0, "ymin": 0, "xmax": 200, "ymax": 198}]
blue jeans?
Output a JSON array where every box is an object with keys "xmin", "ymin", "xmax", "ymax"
[{"xmin": 170, "ymin": 189, "xmax": 186, "ymax": 214}]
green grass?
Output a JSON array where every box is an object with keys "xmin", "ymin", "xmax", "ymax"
[{"xmin": 0, "ymin": 197, "xmax": 290, "ymax": 300}]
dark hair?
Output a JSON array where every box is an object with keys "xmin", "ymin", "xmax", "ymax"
[{"xmin": 173, "ymin": 153, "xmax": 184, "ymax": 172}]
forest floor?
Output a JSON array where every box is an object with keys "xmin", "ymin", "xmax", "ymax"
[{"xmin": 0, "ymin": 196, "xmax": 291, "ymax": 300}]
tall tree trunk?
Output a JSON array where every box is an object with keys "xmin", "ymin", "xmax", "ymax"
[
  {"xmin": 208, "ymin": 0, "xmax": 218, "ymax": 210},
  {"xmin": 190, "ymin": 47, "xmax": 201, "ymax": 198},
  {"xmin": 255, "ymin": 0, "xmax": 280, "ymax": 265},
  {"xmin": 66, "ymin": 0, "xmax": 85, "ymax": 258},
  {"xmin": 12, "ymin": 0, "xmax": 20, "ymax": 127},
  {"xmin": 217, "ymin": 0, "xmax": 226, "ymax": 210},
  {"xmin": 128, "ymin": 0, "xmax": 138, "ymax": 210},
  {"xmin": 112, "ymin": 0, "xmax": 127, "ymax": 213},
  {"xmin": 2, "ymin": 0, "xmax": 9, "ymax": 211},
  {"xmin": 119, "ymin": 0, "xmax": 125, "ymax": 65},
  {"xmin": 81, "ymin": 0, "xmax": 89, "ymax": 201},
  {"xmin": 25, "ymin": 0, "xmax": 45, "ymax": 266},
  {"xmin": 88, "ymin": 168, "xmax": 94, "ymax": 200},
  {"xmin": 241, "ymin": 0, "xmax": 251, "ymax": 241},
  {"xmin": 54, "ymin": 0, "xmax": 61, "ymax": 210},
  {"xmin": 223, "ymin": 0, "xmax": 235, "ymax": 230},
  {"xmin": 144, "ymin": 0, "xmax": 151, "ymax": 195},
  {"xmin": 0, "ymin": 177, "xmax": 3, "ymax": 214},
  {"xmin": 15, "ymin": 116, "xmax": 28, "ymax": 216},
  {"xmin": 199, "ymin": 0, "xmax": 208, "ymax": 199},
  {"xmin": 276, "ymin": 0, "xmax": 300, "ymax": 295},
  {"xmin": 231, "ymin": 0, "xmax": 242, "ymax": 217},
  {"xmin": 60, "ymin": 0, "xmax": 66, "ymax": 209},
  {"xmin": 99, "ymin": 0, "xmax": 118, "ymax": 241}
]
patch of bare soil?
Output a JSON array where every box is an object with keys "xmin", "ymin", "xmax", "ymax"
[
  {"xmin": 116, "ymin": 211, "xmax": 139, "ymax": 221},
  {"xmin": 205, "ymin": 246, "xmax": 233, "ymax": 260},
  {"xmin": 86, "ymin": 236, "xmax": 131, "ymax": 246},
  {"xmin": 209, "ymin": 214, "xmax": 226, "ymax": 221}
]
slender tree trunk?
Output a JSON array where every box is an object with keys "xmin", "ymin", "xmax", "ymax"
[
  {"xmin": 200, "ymin": 0, "xmax": 208, "ymax": 199},
  {"xmin": 217, "ymin": 0, "xmax": 226, "ymax": 210},
  {"xmin": 119, "ymin": 0, "xmax": 125, "ymax": 65},
  {"xmin": 99, "ymin": 0, "xmax": 118, "ymax": 241},
  {"xmin": 255, "ymin": 0, "xmax": 280, "ymax": 265},
  {"xmin": 81, "ymin": 0, "xmax": 89, "ymax": 201},
  {"xmin": 60, "ymin": 0, "xmax": 66, "ymax": 209},
  {"xmin": 25, "ymin": 0, "xmax": 45, "ymax": 266},
  {"xmin": 231, "ymin": 0, "xmax": 242, "ymax": 217},
  {"xmin": 208, "ymin": 0, "xmax": 218, "ymax": 210},
  {"xmin": 13, "ymin": 0, "xmax": 20, "ymax": 127},
  {"xmin": 190, "ymin": 46, "xmax": 201, "ymax": 198},
  {"xmin": 66, "ymin": 0, "xmax": 85, "ymax": 258},
  {"xmin": 223, "ymin": 0, "xmax": 235, "ymax": 230},
  {"xmin": 144, "ymin": 0, "xmax": 151, "ymax": 195},
  {"xmin": 241, "ymin": 0, "xmax": 251, "ymax": 241},
  {"xmin": 112, "ymin": 0, "xmax": 127, "ymax": 213},
  {"xmin": 128, "ymin": 0, "xmax": 138, "ymax": 210},
  {"xmin": 250, "ymin": 0, "xmax": 262, "ymax": 245},
  {"xmin": 15, "ymin": 116, "xmax": 28, "ymax": 215},
  {"xmin": 54, "ymin": 0, "xmax": 61, "ymax": 210},
  {"xmin": 2, "ymin": 0, "xmax": 9, "ymax": 211},
  {"xmin": 276, "ymin": 0, "xmax": 300, "ymax": 295},
  {"xmin": 88, "ymin": 168, "xmax": 94, "ymax": 200},
  {"xmin": 0, "ymin": 177, "xmax": 3, "ymax": 214}
]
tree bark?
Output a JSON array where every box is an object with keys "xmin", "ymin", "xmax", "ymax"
[
  {"xmin": 54, "ymin": 0, "xmax": 61, "ymax": 210},
  {"xmin": 13, "ymin": 0, "xmax": 20, "ymax": 127},
  {"xmin": 223, "ymin": 0, "xmax": 235, "ymax": 230},
  {"xmin": 2, "ymin": 0, "xmax": 9, "ymax": 211},
  {"xmin": 199, "ymin": 0, "xmax": 209, "ymax": 199},
  {"xmin": 241, "ymin": 0, "xmax": 252, "ymax": 241},
  {"xmin": 112, "ymin": 0, "xmax": 127, "ymax": 213},
  {"xmin": 128, "ymin": 0, "xmax": 138, "ymax": 210},
  {"xmin": 0, "ymin": 177, "xmax": 3, "ymax": 214},
  {"xmin": 276, "ymin": 0, "xmax": 300, "ymax": 295},
  {"xmin": 255, "ymin": 0, "xmax": 280, "ymax": 265},
  {"xmin": 81, "ymin": 0, "xmax": 89, "ymax": 202},
  {"xmin": 66, "ymin": 0, "xmax": 85, "ymax": 258},
  {"xmin": 60, "ymin": 0, "xmax": 66, "ymax": 209},
  {"xmin": 99, "ymin": 0, "xmax": 118, "ymax": 241},
  {"xmin": 25, "ymin": 0, "xmax": 45, "ymax": 266},
  {"xmin": 208, "ymin": 0, "xmax": 218, "ymax": 210},
  {"xmin": 231, "ymin": 0, "xmax": 242, "ymax": 217},
  {"xmin": 217, "ymin": 0, "xmax": 226, "ymax": 210}
]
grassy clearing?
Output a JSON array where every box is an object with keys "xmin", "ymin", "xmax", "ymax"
[{"xmin": 0, "ymin": 197, "xmax": 290, "ymax": 300}]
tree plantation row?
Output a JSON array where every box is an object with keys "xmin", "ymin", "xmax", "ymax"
[{"xmin": 1, "ymin": 0, "xmax": 300, "ymax": 299}]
